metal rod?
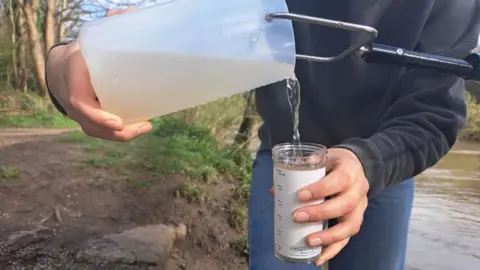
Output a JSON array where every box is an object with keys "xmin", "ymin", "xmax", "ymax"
[
  {"xmin": 265, "ymin": 12, "xmax": 378, "ymax": 62},
  {"xmin": 265, "ymin": 12, "xmax": 480, "ymax": 81}
]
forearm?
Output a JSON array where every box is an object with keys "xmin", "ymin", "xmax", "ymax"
[
  {"xmin": 338, "ymin": 70, "xmax": 467, "ymax": 198},
  {"xmin": 336, "ymin": 0, "xmax": 479, "ymax": 198},
  {"xmin": 337, "ymin": 114, "xmax": 462, "ymax": 197}
]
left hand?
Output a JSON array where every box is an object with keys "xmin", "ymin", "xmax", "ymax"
[{"xmin": 294, "ymin": 148, "xmax": 369, "ymax": 266}]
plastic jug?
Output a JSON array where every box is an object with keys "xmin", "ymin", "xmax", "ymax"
[{"xmin": 78, "ymin": 0, "xmax": 296, "ymax": 124}]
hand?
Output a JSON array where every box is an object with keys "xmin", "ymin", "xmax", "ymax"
[
  {"xmin": 294, "ymin": 148, "xmax": 369, "ymax": 266},
  {"xmin": 45, "ymin": 7, "xmax": 152, "ymax": 142}
]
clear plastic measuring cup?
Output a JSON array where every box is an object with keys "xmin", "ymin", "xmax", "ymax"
[{"xmin": 78, "ymin": 0, "xmax": 297, "ymax": 124}]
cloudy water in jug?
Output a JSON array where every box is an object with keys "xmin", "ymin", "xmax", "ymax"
[
  {"xmin": 286, "ymin": 76, "xmax": 303, "ymax": 159},
  {"xmin": 85, "ymin": 49, "xmax": 293, "ymax": 124}
]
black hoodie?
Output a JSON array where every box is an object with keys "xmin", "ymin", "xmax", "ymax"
[{"xmin": 255, "ymin": 0, "xmax": 480, "ymax": 197}]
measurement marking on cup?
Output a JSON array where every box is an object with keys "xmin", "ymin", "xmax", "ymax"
[{"xmin": 276, "ymin": 199, "xmax": 283, "ymax": 207}]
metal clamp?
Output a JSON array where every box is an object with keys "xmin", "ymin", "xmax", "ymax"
[{"xmin": 265, "ymin": 12, "xmax": 378, "ymax": 62}]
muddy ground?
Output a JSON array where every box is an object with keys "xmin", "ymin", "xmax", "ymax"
[{"xmin": 0, "ymin": 129, "xmax": 248, "ymax": 270}]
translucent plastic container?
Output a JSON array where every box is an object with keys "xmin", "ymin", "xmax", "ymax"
[
  {"xmin": 272, "ymin": 143, "xmax": 328, "ymax": 264},
  {"xmin": 78, "ymin": 0, "xmax": 296, "ymax": 124}
]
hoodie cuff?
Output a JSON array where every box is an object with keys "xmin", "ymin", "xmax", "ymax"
[
  {"xmin": 45, "ymin": 42, "xmax": 71, "ymax": 116},
  {"xmin": 333, "ymin": 137, "xmax": 386, "ymax": 198}
]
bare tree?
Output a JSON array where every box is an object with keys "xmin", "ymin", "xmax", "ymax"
[
  {"xmin": 44, "ymin": 0, "xmax": 57, "ymax": 54},
  {"xmin": 20, "ymin": 0, "xmax": 46, "ymax": 95},
  {"xmin": 234, "ymin": 90, "xmax": 257, "ymax": 150}
]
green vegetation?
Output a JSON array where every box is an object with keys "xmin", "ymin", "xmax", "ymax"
[
  {"xmin": 0, "ymin": 111, "xmax": 77, "ymax": 128},
  {"xmin": 58, "ymin": 115, "xmax": 253, "ymax": 232},
  {"xmin": 0, "ymin": 92, "xmax": 77, "ymax": 128},
  {"xmin": 0, "ymin": 166, "xmax": 20, "ymax": 180},
  {"xmin": 59, "ymin": 116, "xmax": 252, "ymax": 183},
  {"xmin": 459, "ymin": 92, "xmax": 480, "ymax": 142},
  {"xmin": 177, "ymin": 183, "xmax": 206, "ymax": 203},
  {"xmin": 230, "ymin": 234, "xmax": 249, "ymax": 257}
]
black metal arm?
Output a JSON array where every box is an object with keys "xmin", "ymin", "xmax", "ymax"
[
  {"xmin": 265, "ymin": 12, "xmax": 480, "ymax": 82},
  {"xmin": 359, "ymin": 43, "xmax": 480, "ymax": 82}
]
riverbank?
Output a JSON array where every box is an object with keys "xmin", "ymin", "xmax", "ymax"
[
  {"xmin": 458, "ymin": 92, "xmax": 480, "ymax": 142},
  {"xmin": 1, "ymin": 90, "xmax": 480, "ymax": 142},
  {"xmin": 0, "ymin": 118, "xmax": 250, "ymax": 269},
  {"xmin": 1, "ymin": 93, "xmax": 479, "ymax": 269}
]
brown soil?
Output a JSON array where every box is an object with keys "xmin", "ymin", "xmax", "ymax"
[{"xmin": 0, "ymin": 129, "xmax": 248, "ymax": 270}]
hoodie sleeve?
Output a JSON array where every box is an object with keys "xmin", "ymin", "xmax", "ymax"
[
  {"xmin": 336, "ymin": 1, "xmax": 480, "ymax": 198},
  {"xmin": 45, "ymin": 42, "xmax": 71, "ymax": 116}
]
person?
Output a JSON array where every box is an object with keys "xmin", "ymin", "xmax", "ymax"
[{"xmin": 45, "ymin": 1, "xmax": 480, "ymax": 269}]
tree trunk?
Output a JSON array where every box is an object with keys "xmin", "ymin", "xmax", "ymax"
[
  {"xmin": 31, "ymin": 0, "xmax": 39, "ymax": 24},
  {"xmin": 21, "ymin": 0, "xmax": 47, "ymax": 95},
  {"xmin": 17, "ymin": 7, "xmax": 29, "ymax": 92},
  {"xmin": 57, "ymin": 0, "xmax": 68, "ymax": 41},
  {"xmin": 44, "ymin": 0, "xmax": 56, "ymax": 54},
  {"xmin": 8, "ymin": 0, "xmax": 19, "ymax": 88},
  {"xmin": 234, "ymin": 90, "xmax": 257, "ymax": 150}
]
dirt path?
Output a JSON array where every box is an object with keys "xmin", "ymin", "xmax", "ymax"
[
  {"xmin": 0, "ymin": 128, "xmax": 76, "ymax": 147},
  {"xmin": 0, "ymin": 129, "xmax": 248, "ymax": 270}
]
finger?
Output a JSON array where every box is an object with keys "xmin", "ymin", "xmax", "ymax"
[
  {"xmin": 65, "ymin": 50, "xmax": 125, "ymax": 131},
  {"xmin": 105, "ymin": 6, "xmax": 136, "ymax": 17},
  {"xmin": 270, "ymin": 187, "xmax": 274, "ymax": 196},
  {"xmin": 297, "ymin": 166, "xmax": 354, "ymax": 201},
  {"xmin": 304, "ymin": 198, "xmax": 365, "ymax": 247},
  {"xmin": 325, "ymin": 156, "xmax": 333, "ymax": 173},
  {"xmin": 294, "ymin": 179, "xmax": 367, "ymax": 222},
  {"xmin": 81, "ymin": 121, "xmax": 152, "ymax": 142},
  {"xmin": 315, "ymin": 238, "xmax": 350, "ymax": 266}
]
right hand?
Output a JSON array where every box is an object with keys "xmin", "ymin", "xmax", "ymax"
[{"xmin": 46, "ymin": 7, "xmax": 152, "ymax": 142}]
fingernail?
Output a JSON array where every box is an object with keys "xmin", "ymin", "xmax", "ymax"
[
  {"xmin": 297, "ymin": 190, "xmax": 312, "ymax": 201},
  {"xmin": 294, "ymin": 211, "xmax": 310, "ymax": 222},
  {"xmin": 308, "ymin": 237, "xmax": 323, "ymax": 247}
]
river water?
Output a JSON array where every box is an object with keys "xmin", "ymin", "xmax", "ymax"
[{"xmin": 406, "ymin": 141, "xmax": 480, "ymax": 270}]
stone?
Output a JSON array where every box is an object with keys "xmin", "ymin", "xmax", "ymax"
[
  {"xmin": 0, "ymin": 227, "xmax": 53, "ymax": 262},
  {"xmin": 76, "ymin": 224, "xmax": 185, "ymax": 267}
]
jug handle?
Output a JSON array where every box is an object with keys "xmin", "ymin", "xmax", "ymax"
[
  {"xmin": 357, "ymin": 44, "xmax": 480, "ymax": 82},
  {"xmin": 266, "ymin": 12, "xmax": 480, "ymax": 82},
  {"xmin": 265, "ymin": 12, "xmax": 378, "ymax": 63}
]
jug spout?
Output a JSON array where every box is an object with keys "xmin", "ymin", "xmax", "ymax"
[{"xmin": 79, "ymin": 0, "xmax": 296, "ymax": 124}]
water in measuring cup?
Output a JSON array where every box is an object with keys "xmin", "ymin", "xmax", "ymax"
[
  {"xmin": 274, "ymin": 161, "xmax": 326, "ymax": 263},
  {"xmin": 286, "ymin": 76, "xmax": 302, "ymax": 158},
  {"xmin": 272, "ymin": 142, "xmax": 328, "ymax": 264}
]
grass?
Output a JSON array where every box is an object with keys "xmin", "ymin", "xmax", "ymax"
[
  {"xmin": 0, "ymin": 91, "xmax": 77, "ymax": 128},
  {"xmin": 177, "ymin": 183, "xmax": 206, "ymax": 203},
  {"xmin": 0, "ymin": 111, "xmax": 77, "ymax": 128},
  {"xmin": 0, "ymin": 166, "xmax": 20, "ymax": 180},
  {"xmin": 230, "ymin": 234, "xmax": 249, "ymax": 257},
  {"xmin": 58, "ymin": 115, "xmax": 253, "ymax": 233},
  {"xmin": 0, "ymin": 91, "xmax": 250, "ymax": 132},
  {"xmin": 459, "ymin": 92, "xmax": 480, "ymax": 141}
]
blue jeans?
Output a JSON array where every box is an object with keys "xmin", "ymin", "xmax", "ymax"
[{"xmin": 248, "ymin": 150, "xmax": 414, "ymax": 270}]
